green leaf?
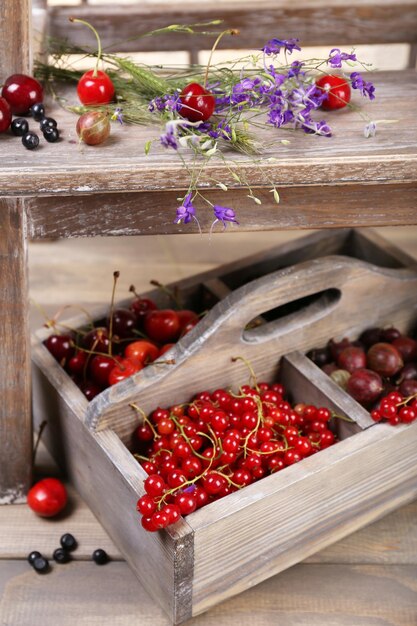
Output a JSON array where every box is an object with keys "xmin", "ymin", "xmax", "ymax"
[{"xmin": 144, "ymin": 140, "xmax": 152, "ymax": 155}]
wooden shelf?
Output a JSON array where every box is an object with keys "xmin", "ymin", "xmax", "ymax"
[{"xmin": 1, "ymin": 70, "xmax": 416, "ymax": 235}]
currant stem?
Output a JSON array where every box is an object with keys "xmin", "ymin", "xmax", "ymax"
[
  {"xmin": 203, "ymin": 29, "xmax": 239, "ymax": 88},
  {"xmin": 231, "ymin": 355, "xmax": 259, "ymax": 391},
  {"xmin": 130, "ymin": 403, "xmax": 160, "ymax": 440},
  {"xmin": 69, "ymin": 17, "xmax": 103, "ymax": 77}
]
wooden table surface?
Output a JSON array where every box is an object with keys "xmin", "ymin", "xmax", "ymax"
[{"xmin": 1, "ymin": 228, "xmax": 416, "ymax": 625}]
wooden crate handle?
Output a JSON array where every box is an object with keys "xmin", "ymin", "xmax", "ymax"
[{"xmin": 86, "ymin": 256, "xmax": 417, "ymax": 435}]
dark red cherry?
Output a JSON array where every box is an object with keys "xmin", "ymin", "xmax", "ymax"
[
  {"xmin": 67, "ymin": 350, "xmax": 87, "ymax": 377},
  {"xmin": 44, "ymin": 334, "xmax": 75, "ymax": 365},
  {"xmin": 0, "ymin": 97, "xmax": 12, "ymax": 132},
  {"xmin": 179, "ymin": 83, "xmax": 215, "ymax": 122},
  {"xmin": 2, "ymin": 74, "xmax": 44, "ymax": 115},
  {"xmin": 88, "ymin": 354, "xmax": 116, "ymax": 388},
  {"xmin": 78, "ymin": 380, "xmax": 102, "ymax": 401},
  {"xmin": 82, "ymin": 327, "xmax": 112, "ymax": 353},
  {"xmin": 130, "ymin": 297, "xmax": 158, "ymax": 326},
  {"xmin": 107, "ymin": 308, "xmax": 137, "ymax": 339},
  {"xmin": 144, "ymin": 309, "xmax": 181, "ymax": 344},
  {"xmin": 316, "ymin": 74, "xmax": 351, "ymax": 110}
]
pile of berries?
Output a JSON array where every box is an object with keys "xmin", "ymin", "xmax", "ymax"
[
  {"xmin": 28, "ymin": 533, "xmax": 109, "ymax": 574},
  {"xmin": 308, "ymin": 325, "xmax": 417, "ymax": 423},
  {"xmin": 135, "ymin": 379, "xmax": 338, "ymax": 532},
  {"xmin": 43, "ymin": 276, "xmax": 201, "ymax": 401},
  {"xmin": 0, "ymin": 73, "xmax": 60, "ymax": 149}
]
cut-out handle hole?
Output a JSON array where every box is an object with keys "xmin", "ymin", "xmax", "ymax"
[{"xmin": 243, "ymin": 288, "xmax": 341, "ymax": 343}]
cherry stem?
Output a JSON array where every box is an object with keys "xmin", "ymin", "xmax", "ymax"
[
  {"xmin": 32, "ymin": 420, "xmax": 47, "ymax": 465},
  {"xmin": 69, "ymin": 17, "xmax": 102, "ymax": 77},
  {"xmin": 203, "ymin": 28, "xmax": 239, "ymax": 88},
  {"xmin": 149, "ymin": 279, "xmax": 182, "ymax": 309},
  {"xmin": 107, "ymin": 270, "xmax": 120, "ymax": 356},
  {"xmin": 331, "ymin": 412, "xmax": 355, "ymax": 423}
]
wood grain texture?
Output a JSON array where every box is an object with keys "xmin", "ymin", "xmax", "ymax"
[
  {"xmin": 30, "ymin": 365, "xmax": 195, "ymax": 624},
  {"xmin": 25, "ymin": 182, "xmax": 417, "ymax": 237},
  {"xmin": 0, "ymin": 561, "xmax": 416, "ymax": 626},
  {"xmin": 47, "ymin": 1, "xmax": 417, "ymax": 52},
  {"xmin": 0, "ymin": 199, "xmax": 32, "ymax": 503},
  {"xmin": 189, "ymin": 420, "xmax": 417, "ymax": 616},
  {"xmin": 0, "ymin": 0, "xmax": 31, "ymax": 77},
  {"xmin": 0, "ymin": 71, "xmax": 413, "ymax": 208}
]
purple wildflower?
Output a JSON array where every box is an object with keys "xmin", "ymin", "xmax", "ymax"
[
  {"xmin": 302, "ymin": 119, "xmax": 332, "ymax": 137},
  {"xmin": 364, "ymin": 121, "xmax": 377, "ymax": 138},
  {"xmin": 174, "ymin": 193, "xmax": 196, "ymax": 224},
  {"xmin": 149, "ymin": 91, "xmax": 181, "ymax": 113},
  {"xmin": 350, "ymin": 72, "xmax": 376, "ymax": 100},
  {"xmin": 268, "ymin": 108, "xmax": 294, "ymax": 128},
  {"xmin": 210, "ymin": 205, "xmax": 239, "ymax": 233},
  {"xmin": 160, "ymin": 122, "xmax": 178, "ymax": 150},
  {"xmin": 328, "ymin": 48, "xmax": 357, "ymax": 68},
  {"xmin": 287, "ymin": 60, "xmax": 305, "ymax": 78},
  {"xmin": 111, "ymin": 107, "xmax": 124, "ymax": 124},
  {"xmin": 261, "ymin": 38, "xmax": 301, "ymax": 56}
]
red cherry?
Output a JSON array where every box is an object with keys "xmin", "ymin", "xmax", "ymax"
[
  {"xmin": 179, "ymin": 82, "xmax": 215, "ymax": 122},
  {"xmin": 78, "ymin": 380, "xmax": 102, "ymax": 401},
  {"xmin": 144, "ymin": 309, "xmax": 181, "ymax": 344},
  {"xmin": 89, "ymin": 354, "xmax": 116, "ymax": 387},
  {"xmin": 44, "ymin": 334, "xmax": 75, "ymax": 366},
  {"xmin": 108, "ymin": 358, "xmax": 140, "ymax": 385},
  {"xmin": 177, "ymin": 309, "xmax": 200, "ymax": 335},
  {"xmin": 83, "ymin": 327, "xmax": 115, "ymax": 354},
  {"xmin": 0, "ymin": 97, "xmax": 12, "ymax": 132},
  {"xmin": 159, "ymin": 343, "xmax": 176, "ymax": 356},
  {"xmin": 316, "ymin": 75, "xmax": 351, "ymax": 110},
  {"xmin": 67, "ymin": 350, "xmax": 87, "ymax": 377},
  {"xmin": 130, "ymin": 296, "xmax": 158, "ymax": 326},
  {"xmin": 1, "ymin": 74, "xmax": 43, "ymax": 115},
  {"xmin": 107, "ymin": 308, "xmax": 137, "ymax": 339},
  {"xmin": 77, "ymin": 69, "xmax": 115, "ymax": 106},
  {"xmin": 124, "ymin": 340, "xmax": 159, "ymax": 367},
  {"xmin": 27, "ymin": 478, "xmax": 67, "ymax": 517}
]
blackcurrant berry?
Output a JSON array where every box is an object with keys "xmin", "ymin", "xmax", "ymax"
[
  {"xmin": 40, "ymin": 117, "xmax": 57, "ymax": 132},
  {"xmin": 92, "ymin": 548, "xmax": 109, "ymax": 565},
  {"xmin": 11, "ymin": 117, "xmax": 29, "ymax": 136},
  {"xmin": 30, "ymin": 102, "xmax": 45, "ymax": 121},
  {"xmin": 22, "ymin": 131, "xmax": 39, "ymax": 150},
  {"xmin": 60, "ymin": 533, "xmax": 77, "ymax": 551},
  {"xmin": 53, "ymin": 547, "xmax": 71, "ymax": 564},
  {"xmin": 33, "ymin": 556, "xmax": 49, "ymax": 573},
  {"xmin": 43, "ymin": 127, "xmax": 60, "ymax": 143},
  {"xmin": 27, "ymin": 550, "xmax": 42, "ymax": 565}
]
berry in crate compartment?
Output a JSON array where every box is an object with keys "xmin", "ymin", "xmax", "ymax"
[
  {"xmin": 133, "ymin": 364, "xmax": 349, "ymax": 532},
  {"xmin": 42, "ymin": 272, "xmax": 211, "ymax": 401},
  {"xmin": 307, "ymin": 324, "xmax": 417, "ymax": 425}
]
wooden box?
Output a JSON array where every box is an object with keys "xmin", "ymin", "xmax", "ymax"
[{"xmin": 31, "ymin": 228, "xmax": 417, "ymax": 624}]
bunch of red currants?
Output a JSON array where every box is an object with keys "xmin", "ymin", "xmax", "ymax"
[
  {"xmin": 135, "ymin": 381, "xmax": 337, "ymax": 532},
  {"xmin": 308, "ymin": 325, "xmax": 417, "ymax": 423},
  {"xmin": 44, "ymin": 286, "xmax": 200, "ymax": 401}
]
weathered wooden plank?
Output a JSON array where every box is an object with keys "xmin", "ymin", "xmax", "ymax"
[
  {"xmin": 190, "ymin": 421, "xmax": 417, "ymax": 615},
  {"xmin": 47, "ymin": 1, "xmax": 417, "ymax": 52},
  {"xmin": 0, "ymin": 0, "xmax": 31, "ymax": 78},
  {"xmin": 25, "ymin": 182, "xmax": 417, "ymax": 237},
  {"xmin": 0, "ymin": 71, "xmax": 415, "ymax": 201},
  {"xmin": 1, "ymin": 560, "xmax": 416, "ymax": 626},
  {"xmin": 0, "ymin": 199, "xmax": 32, "ymax": 503}
]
